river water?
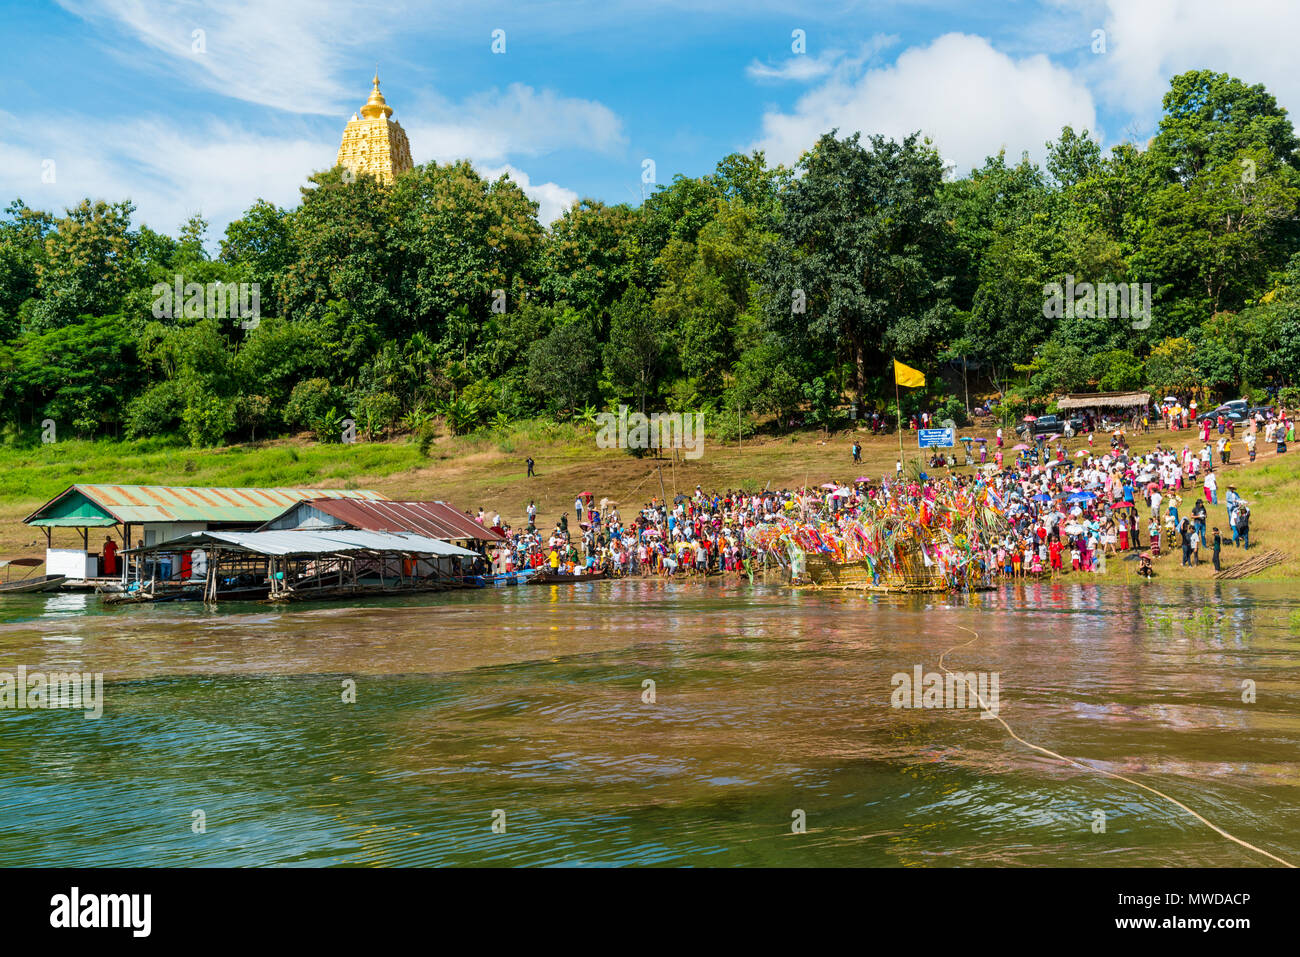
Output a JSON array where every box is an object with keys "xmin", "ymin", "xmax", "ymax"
[{"xmin": 0, "ymin": 581, "xmax": 1297, "ymax": 867}]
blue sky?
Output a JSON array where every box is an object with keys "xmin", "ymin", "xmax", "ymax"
[{"xmin": 3, "ymin": 1, "xmax": 1298, "ymax": 242}]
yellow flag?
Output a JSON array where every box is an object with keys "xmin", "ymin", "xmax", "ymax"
[{"xmin": 894, "ymin": 359, "xmax": 925, "ymax": 388}]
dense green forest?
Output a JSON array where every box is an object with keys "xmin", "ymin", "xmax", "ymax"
[{"xmin": 4, "ymin": 69, "xmax": 1300, "ymax": 449}]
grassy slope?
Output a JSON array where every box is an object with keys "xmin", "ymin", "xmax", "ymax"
[{"xmin": 1, "ymin": 421, "xmax": 1296, "ymax": 581}]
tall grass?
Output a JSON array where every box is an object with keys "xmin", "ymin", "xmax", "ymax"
[{"xmin": 0, "ymin": 437, "xmax": 425, "ymax": 505}]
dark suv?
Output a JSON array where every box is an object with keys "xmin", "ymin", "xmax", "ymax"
[{"xmin": 1015, "ymin": 414, "xmax": 1081, "ymax": 437}]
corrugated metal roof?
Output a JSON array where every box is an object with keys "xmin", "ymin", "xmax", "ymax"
[
  {"xmin": 263, "ymin": 498, "xmax": 503, "ymax": 542},
  {"xmin": 25, "ymin": 485, "xmax": 388, "ymax": 527},
  {"xmin": 126, "ymin": 529, "xmax": 479, "ymax": 558}
]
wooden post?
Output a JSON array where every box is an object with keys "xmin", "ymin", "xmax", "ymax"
[{"xmin": 206, "ymin": 549, "xmax": 217, "ymax": 603}]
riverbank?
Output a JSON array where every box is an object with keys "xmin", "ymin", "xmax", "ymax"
[{"xmin": 1, "ymin": 420, "xmax": 1296, "ymax": 582}]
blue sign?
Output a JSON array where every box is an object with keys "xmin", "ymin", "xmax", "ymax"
[{"xmin": 918, "ymin": 428, "xmax": 955, "ymax": 448}]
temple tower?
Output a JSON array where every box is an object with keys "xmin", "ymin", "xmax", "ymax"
[{"xmin": 336, "ymin": 73, "xmax": 414, "ymax": 185}]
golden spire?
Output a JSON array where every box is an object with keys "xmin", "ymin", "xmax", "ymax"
[
  {"xmin": 336, "ymin": 69, "xmax": 413, "ymax": 185},
  {"xmin": 360, "ymin": 71, "xmax": 393, "ymax": 119}
]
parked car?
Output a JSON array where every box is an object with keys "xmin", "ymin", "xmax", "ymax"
[
  {"xmin": 1014, "ymin": 414, "xmax": 1080, "ymax": 438},
  {"xmin": 1197, "ymin": 404, "xmax": 1247, "ymax": 424}
]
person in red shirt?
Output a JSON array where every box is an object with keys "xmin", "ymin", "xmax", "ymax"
[
  {"xmin": 1048, "ymin": 540, "xmax": 1063, "ymax": 572},
  {"xmin": 101, "ymin": 537, "xmax": 118, "ymax": 577}
]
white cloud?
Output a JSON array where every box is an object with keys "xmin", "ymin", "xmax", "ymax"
[
  {"xmin": 56, "ymin": 0, "xmax": 378, "ymax": 115},
  {"xmin": 1089, "ymin": 0, "xmax": 1300, "ymax": 121},
  {"xmin": 746, "ymin": 35, "xmax": 900, "ymax": 83},
  {"xmin": 747, "ymin": 52, "xmax": 840, "ymax": 83},
  {"xmin": 404, "ymin": 84, "xmax": 626, "ymax": 164},
  {"xmin": 0, "ymin": 111, "xmax": 327, "ymax": 242},
  {"xmin": 0, "ymin": 109, "xmax": 581, "ymax": 246},
  {"xmin": 752, "ymin": 32, "xmax": 1098, "ymax": 175},
  {"xmin": 478, "ymin": 165, "xmax": 578, "ymax": 226}
]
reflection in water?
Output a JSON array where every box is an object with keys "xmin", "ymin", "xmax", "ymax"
[{"xmin": 0, "ymin": 581, "xmax": 1297, "ymax": 866}]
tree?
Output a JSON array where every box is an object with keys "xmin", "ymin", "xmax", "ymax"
[
  {"xmin": 762, "ymin": 132, "xmax": 958, "ymax": 395},
  {"xmin": 30, "ymin": 199, "xmax": 136, "ymax": 331},
  {"xmin": 605, "ymin": 286, "xmax": 670, "ymax": 412},
  {"xmin": 526, "ymin": 316, "xmax": 599, "ymax": 414},
  {"xmin": 0, "ymin": 201, "xmax": 51, "ymax": 337},
  {"xmin": 391, "ymin": 161, "xmax": 542, "ymax": 347},
  {"xmin": 221, "ymin": 199, "xmax": 296, "ymax": 318},
  {"xmin": 539, "ymin": 199, "xmax": 641, "ymax": 310},
  {"xmin": 278, "ymin": 167, "xmax": 399, "ymax": 353},
  {"xmin": 1148, "ymin": 70, "xmax": 1300, "ymax": 184},
  {"xmin": 8, "ymin": 314, "xmax": 138, "ymax": 436},
  {"xmin": 1046, "ymin": 126, "xmax": 1102, "ymax": 189}
]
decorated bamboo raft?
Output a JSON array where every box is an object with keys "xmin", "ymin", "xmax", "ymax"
[{"xmin": 745, "ymin": 482, "xmax": 1012, "ymax": 594}]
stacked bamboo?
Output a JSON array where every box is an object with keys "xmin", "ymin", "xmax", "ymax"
[{"xmin": 1215, "ymin": 548, "xmax": 1286, "ymax": 580}]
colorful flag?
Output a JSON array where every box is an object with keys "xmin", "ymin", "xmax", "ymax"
[{"xmin": 894, "ymin": 359, "xmax": 925, "ymax": 388}]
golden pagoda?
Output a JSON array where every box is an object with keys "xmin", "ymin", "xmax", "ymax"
[{"xmin": 336, "ymin": 73, "xmax": 414, "ymax": 185}]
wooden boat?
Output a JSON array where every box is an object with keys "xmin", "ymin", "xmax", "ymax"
[
  {"xmin": 0, "ymin": 573, "xmax": 68, "ymax": 594},
  {"xmin": 528, "ymin": 569, "xmax": 608, "ymax": 584},
  {"xmin": 470, "ymin": 569, "xmax": 536, "ymax": 587},
  {"xmin": 0, "ymin": 558, "xmax": 66, "ymax": 594}
]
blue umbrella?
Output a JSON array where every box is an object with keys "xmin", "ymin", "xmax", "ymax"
[
  {"xmin": 1032, "ymin": 493, "xmax": 1052, "ymax": 503},
  {"xmin": 1067, "ymin": 491, "xmax": 1095, "ymax": 504}
]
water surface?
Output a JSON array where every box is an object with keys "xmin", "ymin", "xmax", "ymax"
[{"xmin": 0, "ymin": 581, "xmax": 1296, "ymax": 866}]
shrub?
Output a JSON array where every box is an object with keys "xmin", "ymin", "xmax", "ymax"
[
  {"xmin": 125, "ymin": 380, "xmax": 184, "ymax": 439},
  {"xmin": 284, "ymin": 378, "xmax": 341, "ymax": 431}
]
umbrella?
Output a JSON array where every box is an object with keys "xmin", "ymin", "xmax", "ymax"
[
  {"xmin": 1033, "ymin": 493, "xmax": 1052, "ymax": 503},
  {"xmin": 674, "ymin": 494, "xmax": 687, "ymax": 503},
  {"xmin": 1023, "ymin": 415, "xmax": 1038, "ymax": 421},
  {"xmin": 1013, "ymin": 443, "xmax": 1030, "ymax": 451},
  {"xmin": 1075, "ymin": 450, "xmax": 1087, "ymax": 457},
  {"xmin": 820, "ymin": 483, "xmax": 837, "ymax": 490},
  {"xmin": 856, "ymin": 476, "xmax": 870, "ymax": 483},
  {"xmin": 1067, "ymin": 491, "xmax": 1096, "ymax": 503},
  {"xmin": 578, "ymin": 491, "xmax": 593, "ymax": 500},
  {"xmin": 1111, "ymin": 501, "xmax": 1135, "ymax": 509}
]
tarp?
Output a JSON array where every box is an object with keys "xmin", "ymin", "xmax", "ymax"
[{"xmin": 124, "ymin": 529, "xmax": 479, "ymax": 558}]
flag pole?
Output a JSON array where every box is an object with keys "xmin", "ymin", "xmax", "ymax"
[{"xmin": 895, "ymin": 364, "xmax": 903, "ymax": 476}]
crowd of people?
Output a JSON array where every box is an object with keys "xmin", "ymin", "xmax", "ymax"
[{"xmin": 480, "ymin": 397, "xmax": 1288, "ymax": 585}]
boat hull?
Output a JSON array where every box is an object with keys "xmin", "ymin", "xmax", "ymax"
[{"xmin": 0, "ymin": 574, "xmax": 68, "ymax": 594}]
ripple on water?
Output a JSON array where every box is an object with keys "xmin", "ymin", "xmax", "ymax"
[{"xmin": 0, "ymin": 580, "xmax": 1296, "ymax": 866}]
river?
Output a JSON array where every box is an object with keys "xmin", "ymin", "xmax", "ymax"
[{"xmin": 0, "ymin": 580, "xmax": 1296, "ymax": 866}]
